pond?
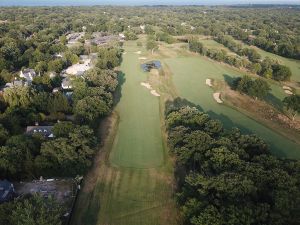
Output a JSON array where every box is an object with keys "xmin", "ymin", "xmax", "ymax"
[{"xmin": 141, "ymin": 60, "xmax": 162, "ymax": 72}]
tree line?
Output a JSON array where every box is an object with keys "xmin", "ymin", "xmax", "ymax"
[
  {"xmin": 165, "ymin": 99, "xmax": 300, "ymax": 225},
  {"xmin": 189, "ymin": 38, "xmax": 292, "ymax": 82}
]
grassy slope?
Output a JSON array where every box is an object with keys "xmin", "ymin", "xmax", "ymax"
[
  {"xmin": 161, "ymin": 50, "xmax": 300, "ymax": 159},
  {"xmin": 71, "ymin": 41, "xmax": 178, "ymax": 225}
]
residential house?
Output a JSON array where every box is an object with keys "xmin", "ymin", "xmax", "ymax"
[
  {"xmin": 65, "ymin": 57, "xmax": 91, "ymax": 76},
  {"xmin": 26, "ymin": 125, "xmax": 54, "ymax": 138},
  {"xmin": 66, "ymin": 32, "xmax": 85, "ymax": 45},
  {"xmin": 20, "ymin": 69, "xmax": 37, "ymax": 84},
  {"xmin": 0, "ymin": 180, "xmax": 15, "ymax": 203}
]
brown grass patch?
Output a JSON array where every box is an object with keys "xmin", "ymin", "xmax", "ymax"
[{"xmin": 222, "ymin": 85, "xmax": 300, "ymax": 145}]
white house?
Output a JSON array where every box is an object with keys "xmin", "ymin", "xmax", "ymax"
[
  {"xmin": 26, "ymin": 125, "xmax": 54, "ymax": 138},
  {"xmin": 65, "ymin": 58, "xmax": 91, "ymax": 76},
  {"xmin": 20, "ymin": 69, "xmax": 37, "ymax": 84}
]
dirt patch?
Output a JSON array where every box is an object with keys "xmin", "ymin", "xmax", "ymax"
[{"xmin": 14, "ymin": 179, "xmax": 75, "ymax": 203}]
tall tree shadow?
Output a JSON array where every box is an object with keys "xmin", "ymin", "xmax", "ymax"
[
  {"xmin": 223, "ymin": 73, "xmax": 237, "ymax": 89},
  {"xmin": 113, "ymin": 71, "xmax": 126, "ymax": 106},
  {"xmin": 265, "ymin": 93, "xmax": 284, "ymax": 111}
]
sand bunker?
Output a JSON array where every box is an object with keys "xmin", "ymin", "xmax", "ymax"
[
  {"xmin": 284, "ymin": 90, "xmax": 293, "ymax": 95},
  {"xmin": 206, "ymin": 79, "xmax": 212, "ymax": 87},
  {"xmin": 140, "ymin": 82, "xmax": 160, "ymax": 97},
  {"xmin": 140, "ymin": 82, "xmax": 152, "ymax": 89},
  {"xmin": 139, "ymin": 57, "xmax": 147, "ymax": 60},
  {"xmin": 213, "ymin": 92, "xmax": 223, "ymax": 103},
  {"xmin": 135, "ymin": 51, "xmax": 142, "ymax": 55},
  {"xmin": 283, "ymin": 86, "xmax": 292, "ymax": 91},
  {"xmin": 123, "ymin": 52, "xmax": 127, "ymax": 55},
  {"xmin": 151, "ymin": 90, "xmax": 160, "ymax": 97}
]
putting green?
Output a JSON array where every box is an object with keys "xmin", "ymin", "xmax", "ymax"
[{"xmin": 164, "ymin": 56, "xmax": 300, "ymax": 159}]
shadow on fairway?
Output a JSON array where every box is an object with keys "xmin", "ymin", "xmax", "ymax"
[
  {"xmin": 113, "ymin": 71, "xmax": 126, "ymax": 106},
  {"xmin": 266, "ymin": 93, "xmax": 284, "ymax": 111},
  {"xmin": 223, "ymin": 73, "xmax": 237, "ymax": 89}
]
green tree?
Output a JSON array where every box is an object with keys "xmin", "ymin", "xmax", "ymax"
[
  {"xmin": 11, "ymin": 195, "xmax": 62, "ymax": 225},
  {"xmin": 36, "ymin": 126, "xmax": 95, "ymax": 176},
  {"xmin": 250, "ymin": 63, "xmax": 262, "ymax": 74},
  {"xmin": 85, "ymin": 68, "xmax": 118, "ymax": 92},
  {"xmin": 3, "ymin": 86, "xmax": 33, "ymax": 107},
  {"xmin": 47, "ymin": 92, "xmax": 70, "ymax": 114},
  {"xmin": 52, "ymin": 121, "xmax": 75, "ymax": 138},
  {"xmin": 146, "ymin": 36, "xmax": 159, "ymax": 54},
  {"xmin": 283, "ymin": 95, "xmax": 300, "ymax": 120},
  {"xmin": 272, "ymin": 64, "xmax": 292, "ymax": 81},
  {"xmin": 48, "ymin": 59, "xmax": 65, "ymax": 73},
  {"xmin": 75, "ymin": 96, "xmax": 110, "ymax": 123},
  {"xmin": 249, "ymin": 79, "xmax": 271, "ymax": 100}
]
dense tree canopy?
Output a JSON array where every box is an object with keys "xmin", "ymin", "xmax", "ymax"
[
  {"xmin": 234, "ymin": 75, "xmax": 271, "ymax": 100},
  {"xmin": 0, "ymin": 195, "xmax": 62, "ymax": 225},
  {"xmin": 283, "ymin": 95, "xmax": 300, "ymax": 121},
  {"xmin": 165, "ymin": 100, "xmax": 300, "ymax": 225}
]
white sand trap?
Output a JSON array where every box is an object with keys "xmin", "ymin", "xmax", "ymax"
[
  {"xmin": 151, "ymin": 90, "xmax": 160, "ymax": 97},
  {"xmin": 139, "ymin": 57, "xmax": 147, "ymax": 60},
  {"xmin": 206, "ymin": 79, "xmax": 212, "ymax": 87},
  {"xmin": 213, "ymin": 92, "xmax": 223, "ymax": 103},
  {"xmin": 123, "ymin": 52, "xmax": 127, "ymax": 55},
  {"xmin": 140, "ymin": 82, "xmax": 152, "ymax": 89},
  {"xmin": 285, "ymin": 90, "xmax": 293, "ymax": 95},
  {"xmin": 135, "ymin": 51, "xmax": 142, "ymax": 55},
  {"xmin": 283, "ymin": 86, "xmax": 292, "ymax": 91}
]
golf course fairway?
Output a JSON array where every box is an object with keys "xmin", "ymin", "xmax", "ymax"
[
  {"xmin": 71, "ymin": 41, "xmax": 177, "ymax": 225},
  {"xmin": 164, "ymin": 56, "xmax": 300, "ymax": 159}
]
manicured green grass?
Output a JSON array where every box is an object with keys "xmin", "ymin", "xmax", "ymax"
[
  {"xmin": 95, "ymin": 167, "xmax": 174, "ymax": 225},
  {"xmin": 164, "ymin": 56, "xmax": 300, "ymax": 159},
  {"xmin": 75, "ymin": 41, "xmax": 177, "ymax": 225},
  {"xmin": 110, "ymin": 43, "xmax": 164, "ymax": 168}
]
